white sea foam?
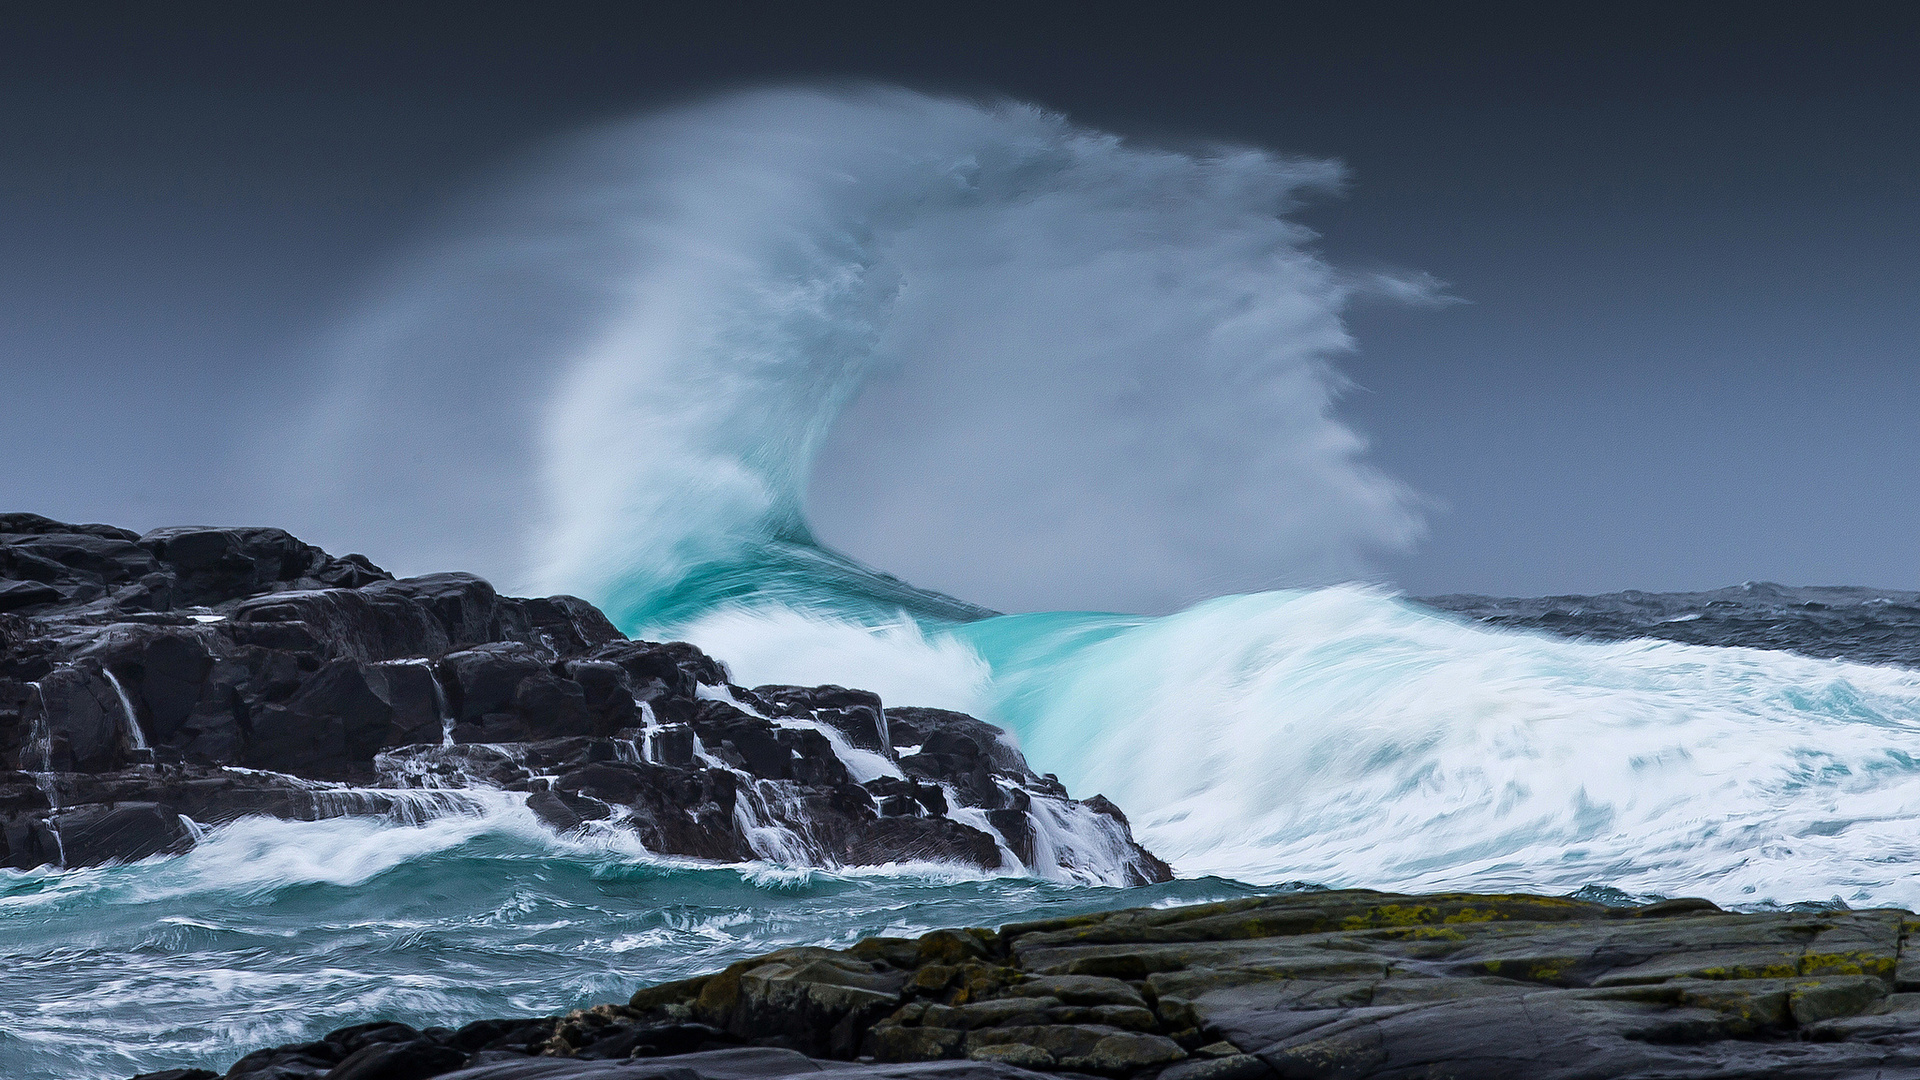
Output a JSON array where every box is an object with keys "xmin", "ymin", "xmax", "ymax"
[
  {"xmin": 977, "ymin": 587, "xmax": 1920, "ymax": 906},
  {"xmin": 680, "ymin": 605, "xmax": 990, "ymax": 715},
  {"xmin": 651, "ymin": 583, "xmax": 1920, "ymax": 908}
]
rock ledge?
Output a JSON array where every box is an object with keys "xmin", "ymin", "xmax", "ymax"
[{"xmin": 135, "ymin": 888, "xmax": 1920, "ymax": 1080}]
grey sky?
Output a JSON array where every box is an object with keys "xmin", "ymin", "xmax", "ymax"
[{"xmin": 1, "ymin": 6, "xmax": 1914, "ymax": 603}]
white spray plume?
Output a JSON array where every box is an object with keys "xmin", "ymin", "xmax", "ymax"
[{"xmin": 280, "ymin": 86, "xmax": 1429, "ymax": 616}]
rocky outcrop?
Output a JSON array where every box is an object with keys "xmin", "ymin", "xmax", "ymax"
[
  {"xmin": 0, "ymin": 515, "xmax": 1167, "ymax": 883},
  {"xmin": 133, "ymin": 888, "xmax": 1920, "ymax": 1080}
]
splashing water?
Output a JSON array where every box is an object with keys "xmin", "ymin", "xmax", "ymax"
[
  {"xmin": 0, "ymin": 802, "xmax": 1265, "ymax": 1078},
  {"xmin": 15, "ymin": 86, "xmax": 1920, "ymax": 1078},
  {"xmin": 274, "ymin": 76, "xmax": 1920, "ymax": 934},
  {"xmin": 283, "ymin": 86, "xmax": 1428, "ymax": 617}
]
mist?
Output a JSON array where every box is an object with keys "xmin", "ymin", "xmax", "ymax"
[{"xmin": 280, "ymin": 86, "xmax": 1429, "ymax": 616}]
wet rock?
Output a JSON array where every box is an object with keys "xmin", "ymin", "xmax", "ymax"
[
  {"xmin": 889, "ymin": 707, "xmax": 1030, "ymax": 779},
  {"xmin": 223, "ymin": 1039, "xmax": 343, "ymax": 1078},
  {"xmin": 0, "ymin": 578, "xmax": 62, "ymax": 612},
  {"xmin": 3, "ymin": 517, "xmax": 1168, "ymax": 881},
  {"xmin": 32, "ymin": 661, "xmax": 128, "ymax": 771},
  {"xmin": 364, "ymin": 660, "xmax": 447, "ymax": 748},
  {"xmin": 324, "ymin": 1038, "xmax": 466, "ymax": 1080},
  {"xmin": 588, "ymin": 640, "xmax": 726, "ymax": 703},
  {"xmin": 244, "ymin": 659, "xmax": 394, "ymax": 778},
  {"xmin": 750, "ymin": 685, "xmax": 888, "ymax": 752},
  {"xmin": 141, "ymin": 526, "xmax": 386, "ymax": 607},
  {"xmin": 922, "ymin": 997, "xmax": 1061, "ymax": 1030},
  {"xmin": 966, "ymin": 1025, "xmax": 1186, "ymax": 1073},
  {"xmin": 52, "ymin": 801, "xmax": 195, "ymax": 865},
  {"xmin": 1157, "ymin": 1054, "xmax": 1274, "ymax": 1080},
  {"xmin": 566, "ymin": 660, "xmax": 640, "ymax": 731}
]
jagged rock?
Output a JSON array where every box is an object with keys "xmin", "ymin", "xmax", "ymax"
[
  {"xmin": 590, "ymin": 639, "xmax": 728, "ymax": 703},
  {"xmin": 244, "ymin": 658, "xmax": 395, "ymax": 777},
  {"xmin": 1, "ymin": 516, "xmax": 1168, "ymax": 884},
  {"xmin": 751, "ymin": 685, "xmax": 888, "ymax": 751}
]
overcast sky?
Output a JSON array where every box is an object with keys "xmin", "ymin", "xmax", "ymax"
[{"xmin": 2, "ymin": 4, "xmax": 1915, "ymax": 600}]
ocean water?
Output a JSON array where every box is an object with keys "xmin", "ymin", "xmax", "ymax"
[
  {"xmin": 10, "ymin": 589, "xmax": 1920, "ymax": 1079},
  {"xmin": 11, "ymin": 88, "xmax": 1920, "ymax": 1078},
  {"xmin": 0, "ymin": 804, "xmax": 1265, "ymax": 1078}
]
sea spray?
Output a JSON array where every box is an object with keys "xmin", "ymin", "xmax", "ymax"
[{"xmin": 285, "ymin": 87, "xmax": 1431, "ymax": 615}]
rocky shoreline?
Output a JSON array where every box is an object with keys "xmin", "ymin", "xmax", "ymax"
[
  {"xmin": 0, "ymin": 514, "xmax": 1166, "ymax": 883},
  {"xmin": 131, "ymin": 887, "xmax": 1920, "ymax": 1080},
  {"xmin": 20, "ymin": 514, "xmax": 1920, "ymax": 1078}
]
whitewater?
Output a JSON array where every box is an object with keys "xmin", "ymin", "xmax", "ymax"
[{"xmin": 8, "ymin": 87, "xmax": 1920, "ymax": 1078}]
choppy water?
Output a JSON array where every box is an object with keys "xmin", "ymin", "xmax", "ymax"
[
  {"xmin": 0, "ymin": 803, "xmax": 1265, "ymax": 1078},
  {"xmin": 1421, "ymin": 583, "xmax": 1920, "ymax": 669}
]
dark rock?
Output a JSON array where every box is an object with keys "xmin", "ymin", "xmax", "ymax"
[
  {"xmin": 140, "ymin": 526, "xmax": 381, "ymax": 607},
  {"xmin": 987, "ymin": 809, "xmax": 1035, "ymax": 866},
  {"xmin": 0, "ymin": 513, "xmax": 140, "ymax": 541},
  {"xmin": 566, "ymin": 660, "xmax": 640, "ymax": 731},
  {"xmin": 521, "ymin": 594, "xmax": 626, "ymax": 656},
  {"xmin": 588, "ymin": 640, "xmax": 727, "ymax": 702},
  {"xmin": 844, "ymin": 816, "xmax": 1004, "ymax": 870},
  {"xmin": 323, "ymin": 1039, "xmax": 466, "ymax": 1080},
  {"xmin": 438, "ymin": 643, "xmax": 550, "ymax": 722},
  {"xmin": 244, "ymin": 659, "xmax": 394, "ymax": 778},
  {"xmin": 324, "ymin": 1021, "xmax": 423, "ymax": 1055},
  {"xmin": 0, "ymin": 578, "xmax": 62, "ymax": 612},
  {"xmin": 53, "ymin": 801, "xmax": 194, "ymax": 865},
  {"xmin": 32, "ymin": 661, "xmax": 127, "ymax": 771},
  {"xmin": 693, "ymin": 947, "xmax": 910, "ymax": 1058},
  {"xmin": 889, "ymin": 708, "xmax": 1030, "ymax": 777},
  {"xmin": 750, "ymin": 685, "xmax": 888, "ymax": 752},
  {"xmin": 1005, "ymin": 977, "xmax": 1148, "ymax": 1010},
  {"xmin": 224, "ymin": 1039, "xmax": 343, "ymax": 1078},
  {"xmin": 575, "ymin": 1022, "xmax": 735, "ymax": 1060},
  {"xmin": 4, "ymin": 516, "xmax": 1167, "ymax": 883},
  {"xmin": 448, "ymin": 1018, "xmax": 549, "ymax": 1055},
  {"xmin": 364, "ymin": 660, "xmax": 447, "ymax": 748}
]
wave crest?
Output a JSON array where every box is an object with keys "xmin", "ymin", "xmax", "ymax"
[{"xmin": 290, "ymin": 86, "xmax": 1429, "ymax": 620}]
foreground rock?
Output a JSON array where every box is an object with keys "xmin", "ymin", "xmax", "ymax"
[
  {"xmin": 0, "ymin": 514, "xmax": 1167, "ymax": 883},
  {"xmin": 134, "ymin": 888, "xmax": 1920, "ymax": 1080}
]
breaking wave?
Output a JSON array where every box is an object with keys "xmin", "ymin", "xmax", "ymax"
[
  {"xmin": 279, "ymin": 85, "xmax": 1920, "ymax": 909},
  {"xmin": 16, "ymin": 82, "xmax": 1920, "ymax": 1080}
]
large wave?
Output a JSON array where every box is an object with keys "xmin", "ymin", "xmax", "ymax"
[
  {"xmin": 284, "ymin": 86, "xmax": 1427, "ymax": 619},
  {"xmin": 281, "ymin": 86, "xmax": 1920, "ymax": 908}
]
